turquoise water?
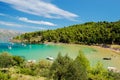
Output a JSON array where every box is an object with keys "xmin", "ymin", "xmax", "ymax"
[
  {"xmin": 0, "ymin": 42, "xmax": 120, "ymax": 69},
  {"xmin": 0, "ymin": 43, "xmax": 80, "ymax": 60},
  {"xmin": 0, "ymin": 43, "xmax": 96, "ymax": 61}
]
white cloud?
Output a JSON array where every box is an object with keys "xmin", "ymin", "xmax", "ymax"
[
  {"xmin": 0, "ymin": 21, "xmax": 22, "ymax": 27},
  {"xmin": 18, "ymin": 17, "xmax": 56, "ymax": 26},
  {"xmin": 0, "ymin": 21, "xmax": 46, "ymax": 30},
  {"xmin": 0, "ymin": 13, "xmax": 7, "ymax": 16},
  {"xmin": 0, "ymin": 0, "xmax": 78, "ymax": 20}
]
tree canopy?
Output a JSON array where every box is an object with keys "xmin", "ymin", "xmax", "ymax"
[
  {"xmin": 49, "ymin": 52, "xmax": 89, "ymax": 80},
  {"xmin": 14, "ymin": 20, "xmax": 120, "ymax": 45}
]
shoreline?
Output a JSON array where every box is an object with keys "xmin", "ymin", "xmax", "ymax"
[
  {"xmin": 44, "ymin": 42, "xmax": 120, "ymax": 55},
  {"xmin": 10, "ymin": 40, "xmax": 120, "ymax": 53},
  {"xmin": 1, "ymin": 41, "xmax": 120, "ymax": 69}
]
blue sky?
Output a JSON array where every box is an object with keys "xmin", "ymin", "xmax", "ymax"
[{"xmin": 0, "ymin": 0, "xmax": 120, "ymax": 32}]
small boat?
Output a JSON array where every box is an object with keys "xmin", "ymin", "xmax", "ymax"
[
  {"xmin": 10, "ymin": 42, "xmax": 14, "ymax": 45},
  {"xmin": 22, "ymin": 43, "xmax": 26, "ymax": 47},
  {"xmin": 27, "ymin": 60, "xmax": 36, "ymax": 63},
  {"xmin": 108, "ymin": 67, "xmax": 117, "ymax": 72},
  {"xmin": 103, "ymin": 57, "xmax": 111, "ymax": 60},
  {"xmin": 46, "ymin": 56, "xmax": 54, "ymax": 61},
  {"xmin": 8, "ymin": 46, "xmax": 12, "ymax": 50}
]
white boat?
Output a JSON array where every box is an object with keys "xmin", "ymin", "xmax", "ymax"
[
  {"xmin": 27, "ymin": 60, "xmax": 36, "ymax": 63},
  {"xmin": 24, "ymin": 44, "xmax": 26, "ymax": 47},
  {"xmin": 108, "ymin": 67, "xmax": 118, "ymax": 72},
  {"xmin": 46, "ymin": 56, "xmax": 54, "ymax": 60},
  {"xmin": 22, "ymin": 43, "xmax": 26, "ymax": 47},
  {"xmin": 10, "ymin": 42, "xmax": 14, "ymax": 45},
  {"xmin": 8, "ymin": 46, "xmax": 12, "ymax": 50}
]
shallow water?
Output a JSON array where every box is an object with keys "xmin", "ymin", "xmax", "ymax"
[
  {"xmin": 0, "ymin": 43, "xmax": 80, "ymax": 60},
  {"xmin": 0, "ymin": 43, "xmax": 120, "ymax": 69}
]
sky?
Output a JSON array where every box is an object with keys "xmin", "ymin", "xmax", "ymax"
[{"xmin": 0, "ymin": 0, "xmax": 120, "ymax": 32}]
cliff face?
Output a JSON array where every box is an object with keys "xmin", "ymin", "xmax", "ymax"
[{"xmin": 0, "ymin": 29, "xmax": 21, "ymax": 42}]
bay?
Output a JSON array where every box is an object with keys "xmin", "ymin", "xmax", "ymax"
[{"xmin": 0, "ymin": 42, "xmax": 120, "ymax": 69}]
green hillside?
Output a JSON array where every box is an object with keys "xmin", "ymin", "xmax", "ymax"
[{"xmin": 14, "ymin": 21, "xmax": 120, "ymax": 44}]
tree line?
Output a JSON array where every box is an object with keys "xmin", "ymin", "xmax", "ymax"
[{"xmin": 14, "ymin": 20, "xmax": 120, "ymax": 44}]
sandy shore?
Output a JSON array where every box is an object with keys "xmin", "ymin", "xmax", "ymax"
[{"xmin": 44, "ymin": 42, "xmax": 120, "ymax": 53}]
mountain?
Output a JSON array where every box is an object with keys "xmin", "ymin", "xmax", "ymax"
[{"xmin": 0, "ymin": 29, "xmax": 21, "ymax": 42}]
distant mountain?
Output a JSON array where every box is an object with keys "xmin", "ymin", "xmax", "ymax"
[{"xmin": 0, "ymin": 29, "xmax": 21, "ymax": 42}]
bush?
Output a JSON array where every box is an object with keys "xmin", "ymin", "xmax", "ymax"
[
  {"xmin": 49, "ymin": 52, "xmax": 89, "ymax": 80},
  {"xmin": 12, "ymin": 56, "xmax": 25, "ymax": 66},
  {"xmin": 88, "ymin": 62, "xmax": 113, "ymax": 80},
  {"xmin": 20, "ymin": 68, "xmax": 36, "ymax": 76},
  {"xmin": 0, "ymin": 71, "xmax": 11, "ymax": 80},
  {"xmin": 0, "ymin": 52, "xmax": 14, "ymax": 68},
  {"xmin": 37, "ymin": 60, "xmax": 51, "ymax": 69}
]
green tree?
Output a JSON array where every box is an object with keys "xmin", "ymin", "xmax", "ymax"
[
  {"xmin": 0, "ymin": 71, "xmax": 11, "ymax": 80},
  {"xmin": 88, "ymin": 62, "xmax": 111, "ymax": 80},
  {"xmin": 49, "ymin": 52, "xmax": 89, "ymax": 80},
  {"xmin": 15, "ymin": 20, "xmax": 120, "ymax": 45},
  {"xmin": 67, "ymin": 51, "xmax": 89, "ymax": 80},
  {"xmin": 0, "ymin": 52, "xmax": 14, "ymax": 68},
  {"xmin": 49, "ymin": 53, "xmax": 73, "ymax": 80},
  {"xmin": 12, "ymin": 56, "xmax": 25, "ymax": 66}
]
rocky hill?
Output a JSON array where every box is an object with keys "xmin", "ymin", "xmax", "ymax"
[{"xmin": 0, "ymin": 29, "xmax": 21, "ymax": 42}]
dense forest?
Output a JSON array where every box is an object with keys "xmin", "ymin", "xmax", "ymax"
[
  {"xmin": 0, "ymin": 52, "xmax": 120, "ymax": 80},
  {"xmin": 14, "ymin": 20, "xmax": 120, "ymax": 44}
]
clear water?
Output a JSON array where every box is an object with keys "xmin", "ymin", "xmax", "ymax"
[
  {"xmin": 0, "ymin": 43, "xmax": 79, "ymax": 60},
  {"xmin": 0, "ymin": 43, "xmax": 97, "ymax": 60},
  {"xmin": 0, "ymin": 42, "xmax": 120, "ymax": 69}
]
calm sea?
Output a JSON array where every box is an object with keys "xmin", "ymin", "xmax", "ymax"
[
  {"xmin": 0, "ymin": 42, "xmax": 81, "ymax": 60},
  {"xmin": 0, "ymin": 42, "xmax": 120, "ymax": 69}
]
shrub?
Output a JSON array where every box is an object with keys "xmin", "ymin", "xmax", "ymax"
[{"xmin": 0, "ymin": 52, "xmax": 14, "ymax": 68}]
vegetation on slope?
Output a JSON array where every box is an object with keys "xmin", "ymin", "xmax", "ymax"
[
  {"xmin": 0, "ymin": 52, "xmax": 120, "ymax": 80},
  {"xmin": 14, "ymin": 20, "xmax": 120, "ymax": 45}
]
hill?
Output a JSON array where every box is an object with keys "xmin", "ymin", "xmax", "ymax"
[
  {"xmin": 13, "ymin": 20, "xmax": 120, "ymax": 44},
  {"xmin": 0, "ymin": 29, "xmax": 21, "ymax": 42}
]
